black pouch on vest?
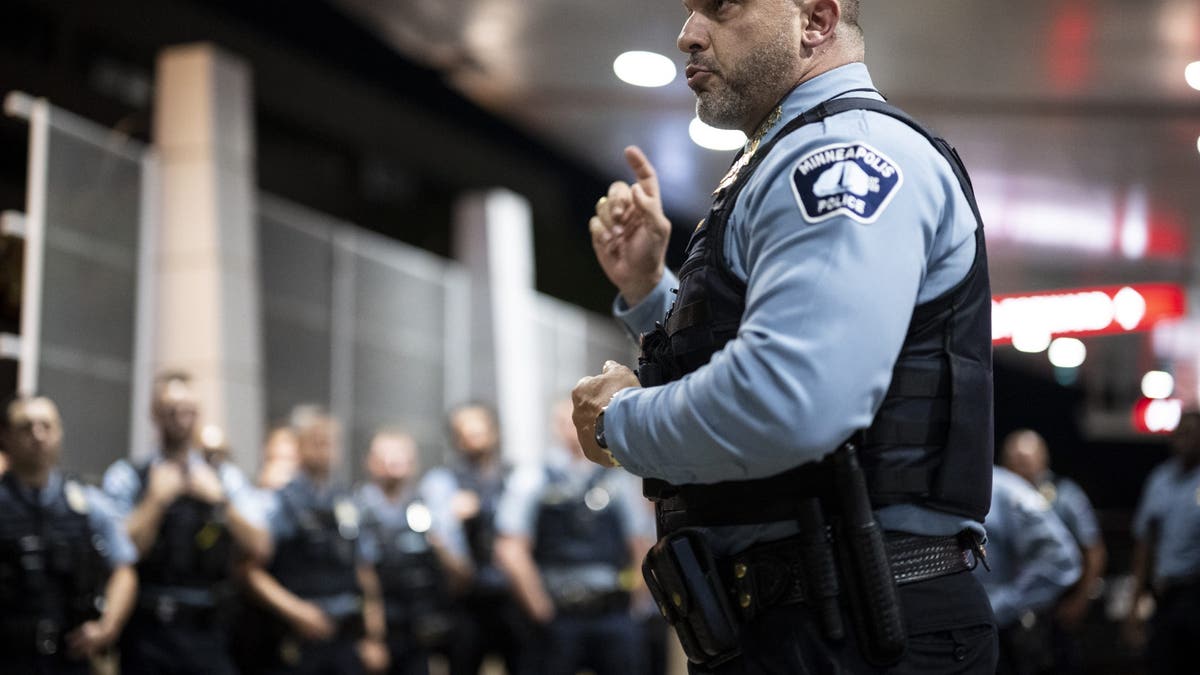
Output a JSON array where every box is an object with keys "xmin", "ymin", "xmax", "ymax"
[{"xmin": 642, "ymin": 528, "xmax": 741, "ymax": 667}]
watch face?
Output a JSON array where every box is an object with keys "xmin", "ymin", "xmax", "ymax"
[{"xmin": 594, "ymin": 412, "xmax": 607, "ymax": 448}]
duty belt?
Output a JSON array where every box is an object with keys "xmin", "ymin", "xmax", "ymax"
[{"xmin": 727, "ymin": 532, "xmax": 978, "ymax": 621}]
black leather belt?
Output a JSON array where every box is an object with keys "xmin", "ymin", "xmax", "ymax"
[{"xmin": 724, "ymin": 532, "xmax": 977, "ymax": 620}]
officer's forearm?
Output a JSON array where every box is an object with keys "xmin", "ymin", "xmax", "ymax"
[
  {"xmin": 428, "ymin": 535, "xmax": 474, "ymax": 593},
  {"xmin": 99, "ymin": 565, "xmax": 138, "ymax": 637},
  {"xmin": 244, "ymin": 564, "xmax": 314, "ymax": 625},
  {"xmin": 1127, "ymin": 537, "xmax": 1152, "ymax": 620},
  {"xmin": 1077, "ymin": 541, "xmax": 1107, "ymax": 599},
  {"xmin": 125, "ymin": 497, "xmax": 169, "ymax": 555},
  {"xmin": 225, "ymin": 505, "xmax": 272, "ymax": 564},
  {"xmin": 494, "ymin": 535, "xmax": 553, "ymax": 621},
  {"xmin": 356, "ymin": 565, "xmax": 386, "ymax": 642}
]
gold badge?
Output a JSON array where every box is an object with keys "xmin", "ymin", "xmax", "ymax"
[
  {"xmin": 64, "ymin": 480, "xmax": 90, "ymax": 514},
  {"xmin": 1038, "ymin": 483, "xmax": 1058, "ymax": 504}
]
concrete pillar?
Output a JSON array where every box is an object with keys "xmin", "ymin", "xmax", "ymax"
[
  {"xmin": 454, "ymin": 190, "xmax": 544, "ymax": 466},
  {"xmin": 153, "ymin": 44, "xmax": 264, "ymax": 470}
]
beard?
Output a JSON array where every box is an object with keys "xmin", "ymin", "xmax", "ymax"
[{"xmin": 695, "ymin": 25, "xmax": 797, "ymax": 131}]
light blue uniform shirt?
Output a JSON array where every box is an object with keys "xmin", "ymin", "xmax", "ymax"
[
  {"xmin": 10, "ymin": 470, "xmax": 138, "ymax": 567},
  {"xmin": 356, "ymin": 480, "xmax": 469, "ymax": 563},
  {"xmin": 495, "ymin": 447, "xmax": 646, "ymax": 541},
  {"xmin": 605, "ymin": 62, "xmax": 983, "ymax": 552},
  {"xmin": 1132, "ymin": 458, "xmax": 1200, "ymax": 582},
  {"xmin": 1039, "ymin": 472, "xmax": 1102, "ymax": 549},
  {"xmin": 102, "ymin": 449, "xmax": 265, "ymax": 529},
  {"xmin": 975, "ymin": 467, "xmax": 1080, "ymax": 627}
]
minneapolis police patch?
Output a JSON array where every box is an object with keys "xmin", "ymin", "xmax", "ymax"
[{"xmin": 790, "ymin": 142, "xmax": 903, "ymax": 224}]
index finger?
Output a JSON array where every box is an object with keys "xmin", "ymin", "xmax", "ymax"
[{"xmin": 624, "ymin": 145, "xmax": 659, "ymax": 199}]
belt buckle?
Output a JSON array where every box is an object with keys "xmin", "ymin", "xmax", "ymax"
[{"xmin": 35, "ymin": 619, "xmax": 59, "ymax": 656}]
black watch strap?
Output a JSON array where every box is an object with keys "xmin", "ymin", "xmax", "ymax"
[{"xmin": 594, "ymin": 411, "xmax": 608, "ymax": 449}]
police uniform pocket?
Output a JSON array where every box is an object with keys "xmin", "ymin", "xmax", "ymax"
[{"xmin": 904, "ymin": 623, "xmax": 996, "ymax": 673}]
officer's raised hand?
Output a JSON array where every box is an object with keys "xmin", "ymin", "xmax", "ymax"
[
  {"xmin": 572, "ymin": 360, "xmax": 640, "ymax": 468},
  {"xmin": 187, "ymin": 462, "xmax": 227, "ymax": 506},
  {"xmin": 589, "ymin": 146, "xmax": 672, "ymax": 306},
  {"xmin": 145, "ymin": 461, "xmax": 186, "ymax": 507}
]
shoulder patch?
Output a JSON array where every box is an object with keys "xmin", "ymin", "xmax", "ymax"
[{"xmin": 790, "ymin": 142, "xmax": 903, "ymax": 224}]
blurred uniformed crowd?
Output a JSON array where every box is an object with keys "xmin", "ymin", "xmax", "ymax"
[
  {"xmin": 4, "ymin": 370, "xmax": 1200, "ymax": 675},
  {"xmin": 0, "ymin": 372, "xmax": 666, "ymax": 675}
]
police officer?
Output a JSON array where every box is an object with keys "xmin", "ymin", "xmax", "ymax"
[
  {"xmin": 358, "ymin": 429, "xmax": 469, "ymax": 675},
  {"xmin": 1, "ymin": 395, "xmax": 138, "ymax": 674},
  {"xmin": 976, "ymin": 465, "xmax": 1081, "ymax": 675},
  {"xmin": 103, "ymin": 371, "xmax": 269, "ymax": 675},
  {"xmin": 421, "ymin": 403, "xmax": 528, "ymax": 675},
  {"xmin": 1001, "ymin": 429, "xmax": 1106, "ymax": 671},
  {"xmin": 1125, "ymin": 410, "xmax": 1200, "ymax": 673},
  {"xmin": 571, "ymin": 0, "xmax": 999, "ymax": 671},
  {"xmin": 244, "ymin": 408, "xmax": 388, "ymax": 674},
  {"xmin": 494, "ymin": 399, "xmax": 648, "ymax": 675}
]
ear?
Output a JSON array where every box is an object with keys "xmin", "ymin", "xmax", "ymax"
[{"xmin": 800, "ymin": 0, "xmax": 840, "ymax": 49}]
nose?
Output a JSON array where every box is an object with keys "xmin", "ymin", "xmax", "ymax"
[{"xmin": 677, "ymin": 12, "xmax": 709, "ymax": 54}]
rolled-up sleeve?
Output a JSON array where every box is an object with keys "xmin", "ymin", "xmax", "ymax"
[{"xmin": 606, "ymin": 131, "xmax": 942, "ymax": 485}]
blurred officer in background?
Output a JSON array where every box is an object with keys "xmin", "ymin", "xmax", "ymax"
[
  {"xmin": 358, "ymin": 428, "xmax": 470, "ymax": 675},
  {"xmin": 258, "ymin": 425, "xmax": 300, "ymax": 491},
  {"xmin": 103, "ymin": 371, "xmax": 269, "ymax": 675},
  {"xmin": 421, "ymin": 403, "xmax": 527, "ymax": 675},
  {"xmin": 1125, "ymin": 410, "xmax": 1200, "ymax": 673},
  {"xmin": 1001, "ymin": 429, "xmax": 1105, "ymax": 672},
  {"xmin": 494, "ymin": 399, "xmax": 648, "ymax": 675},
  {"xmin": 976, "ymin": 465, "xmax": 1081, "ymax": 675},
  {"xmin": 1, "ymin": 395, "xmax": 138, "ymax": 674},
  {"xmin": 244, "ymin": 408, "xmax": 388, "ymax": 674}
]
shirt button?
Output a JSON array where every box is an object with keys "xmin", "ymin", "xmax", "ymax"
[{"xmin": 953, "ymin": 645, "xmax": 967, "ymax": 662}]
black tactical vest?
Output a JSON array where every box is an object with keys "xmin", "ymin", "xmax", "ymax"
[
  {"xmin": 452, "ymin": 464, "xmax": 511, "ymax": 594},
  {"xmin": 134, "ymin": 461, "xmax": 232, "ymax": 594},
  {"xmin": 269, "ymin": 479, "xmax": 360, "ymax": 599},
  {"xmin": 532, "ymin": 466, "xmax": 629, "ymax": 570},
  {"xmin": 0, "ymin": 474, "xmax": 107, "ymax": 643},
  {"xmin": 640, "ymin": 98, "xmax": 993, "ymax": 531},
  {"xmin": 362, "ymin": 496, "xmax": 446, "ymax": 605},
  {"xmin": 360, "ymin": 494, "xmax": 452, "ymax": 641}
]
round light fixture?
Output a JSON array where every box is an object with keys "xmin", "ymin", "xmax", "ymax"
[
  {"xmin": 1012, "ymin": 326, "xmax": 1052, "ymax": 354},
  {"xmin": 689, "ymin": 117, "xmax": 746, "ymax": 151},
  {"xmin": 1186, "ymin": 61, "xmax": 1200, "ymax": 91},
  {"xmin": 1047, "ymin": 337, "xmax": 1087, "ymax": 369},
  {"xmin": 613, "ymin": 51, "xmax": 677, "ymax": 88},
  {"xmin": 1141, "ymin": 370, "xmax": 1175, "ymax": 400}
]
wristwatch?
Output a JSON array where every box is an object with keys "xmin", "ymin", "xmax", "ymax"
[{"xmin": 594, "ymin": 410, "xmax": 608, "ymax": 448}]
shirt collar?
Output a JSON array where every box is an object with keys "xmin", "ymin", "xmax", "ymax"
[
  {"xmin": 10, "ymin": 469, "xmax": 63, "ymax": 506},
  {"xmin": 757, "ymin": 62, "xmax": 881, "ymax": 148}
]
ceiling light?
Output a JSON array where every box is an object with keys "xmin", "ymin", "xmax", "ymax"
[
  {"xmin": 1141, "ymin": 370, "xmax": 1175, "ymax": 400},
  {"xmin": 1011, "ymin": 326, "xmax": 1052, "ymax": 354},
  {"xmin": 689, "ymin": 117, "xmax": 746, "ymax": 151},
  {"xmin": 1187, "ymin": 61, "xmax": 1200, "ymax": 91},
  {"xmin": 1047, "ymin": 337, "xmax": 1086, "ymax": 368},
  {"xmin": 613, "ymin": 51, "xmax": 677, "ymax": 88}
]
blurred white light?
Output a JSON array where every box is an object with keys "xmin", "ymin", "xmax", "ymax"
[
  {"xmin": 1196, "ymin": 135, "xmax": 1200, "ymax": 156},
  {"xmin": 1187, "ymin": 61, "xmax": 1200, "ymax": 91},
  {"xmin": 1012, "ymin": 326, "xmax": 1052, "ymax": 354},
  {"xmin": 1141, "ymin": 370, "xmax": 1176, "ymax": 400},
  {"xmin": 1144, "ymin": 399, "xmax": 1183, "ymax": 433},
  {"xmin": 406, "ymin": 503, "xmax": 433, "ymax": 534},
  {"xmin": 200, "ymin": 424, "xmax": 225, "ymax": 448},
  {"xmin": 1113, "ymin": 287, "xmax": 1148, "ymax": 330},
  {"xmin": 613, "ymin": 51, "xmax": 677, "ymax": 88},
  {"xmin": 689, "ymin": 117, "xmax": 747, "ymax": 151},
  {"xmin": 1048, "ymin": 337, "xmax": 1087, "ymax": 368}
]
